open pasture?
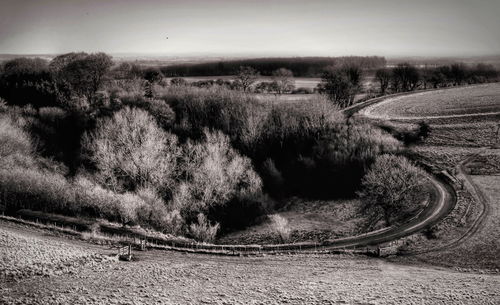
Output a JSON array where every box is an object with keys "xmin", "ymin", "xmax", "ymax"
[{"xmin": 165, "ymin": 76, "xmax": 322, "ymax": 90}]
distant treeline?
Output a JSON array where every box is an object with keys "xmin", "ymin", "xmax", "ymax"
[
  {"xmin": 373, "ymin": 62, "xmax": 499, "ymax": 95},
  {"xmin": 159, "ymin": 56, "xmax": 387, "ymax": 77}
]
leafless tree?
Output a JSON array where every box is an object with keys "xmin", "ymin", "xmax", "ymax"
[
  {"xmin": 375, "ymin": 68, "xmax": 391, "ymax": 94},
  {"xmin": 83, "ymin": 107, "xmax": 180, "ymax": 193},
  {"xmin": 271, "ymin": 68, "xmax": 295, "ymax": 94},
  {"xmin": 234, "ymin": 66, "xmax": 259, "ymax": 92},
  {"xmin": 358, "ymin": 155, "xmax": 425, "ymax": 225}
]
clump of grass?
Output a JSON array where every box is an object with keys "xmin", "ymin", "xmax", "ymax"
[{"xmin": 269, "ymin": 214, "xmax": 291, "ymax": 243}]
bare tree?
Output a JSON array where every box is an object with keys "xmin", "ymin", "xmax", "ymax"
[
  {"xmin": 391, "ymin": 63, "xmax": 420, "ymax": 92},
  {"xmin": 358, "ymin": 155, "xmax": 425, "ymax": 225},
  {"xmin": 234, "ymin": 66, "xmax": 259, "ymax": 92},
  {"xmin": 177, "ymin": 130, "xmax": 262, "ymax": 214},
  {"xmin": 271, "ymin": 68, "xmax": 295, "ymax": 94},
  {"xmin": 375, "ymin": 68, "xmax": 391, "ymax": 94},
  {"xmin": 53, "ymin": 52, "xmax": 113, "ymax": 104},
  {"xmin": 318, "ymin": 65, "xmax": 362, "ymax": 108},
  {"xmin": 83, "ymin": 107, "xmax": 180, "ymax": 193}
]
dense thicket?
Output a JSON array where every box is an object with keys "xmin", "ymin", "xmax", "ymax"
[
  {"xmin": 159, "ymin": 86, "xmax": 400, "ymax": 198},
  {"xmin": 160, "ymin": 56, "xmax": 386, "ymax": 77},
  {"xmin": 0, "ymin": 53, "xmax": 418, "ymax": 241}
]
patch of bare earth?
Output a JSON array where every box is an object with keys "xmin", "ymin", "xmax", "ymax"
[
  {"xmin": 1, "ymin": 222, "xmax": 499, "ymax": 304},
  {"xmin": 0, "ymin": 222, "xmax": 115, "ymax": 283}
]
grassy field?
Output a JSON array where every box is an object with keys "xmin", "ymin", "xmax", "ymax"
[
  {"xmin": 165, "ymin": 76, "xmax": 322, "ymax": 90},
  {"xmin": 1, "ymin": 221, "xmax": 499, "ymax": 305},
  {"xmin": 166, "ymin": 75, "xmax": 377, "ymax": 91},
  {"xmin": 362, "ymin": 83, "xmax": 500, "ymax": 119}
]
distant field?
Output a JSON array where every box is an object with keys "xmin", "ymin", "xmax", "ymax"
[
  {"xmin": 165, "ymin": 76, "xmax": 322, "ymax": 89},
  {"xmin": 165, "ymin": 75, "xmax": 376, "ymax": 91},
  {"xmin": 362, "ymin": 83, "xmax": 500, "ymax": 119}
]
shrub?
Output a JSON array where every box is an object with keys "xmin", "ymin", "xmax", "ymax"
[
  {"xmin": 234, "ymin": 66, "xmax": 259, "ymax": 92},
  {"xmin": 189, "ymin": 213, "xmax": 220, "ymax": 242},
  {"xmin": 391, "ymin": 63, "xmax": 420, "ymax": 92},
  {"xmin": 135, "ymin": 187, "xmax": 184, "ymax": 234},
  {"xmin": 176, "ymin": 130, "xmax": 262, "ymax": 221},
  {"xmin": 170, "ymin": 77, "xmax": 187, "ymax": 86},
  {"xmin": 145, "ymin": 99, "xmax": 175, "ymax": 129},
  {"xmin": 253, "ymin": 104, "xmax": 399, "ymax": 197},
  {"xmin": 143, "ymin": 67, "xmax": 164, "ymax": 83},
  {"xmin": 260, "ymin": 159, "xmax": 285, "ymax": 197},
  {"xmin": 291, "ymin": 87, "xmax": 313, "ymax": 94},
  {"xmin": 271, "ymin": 68, "xmax": 295, "ymax": 94},
  {"xmin": 209, "ymin": 193, "xmax": 272, "ymax": 232},
  {"xmin": 417, "ymin": 121, "xmax": 431, "ymax": 140},
  {"xmin": 0, "ymin": 115, "xmax": 33, "ymax": 158},
  {"xmin": 269, "ymin": 214, "xmax": 291, "ymax": 243},
  {"xmin": 161, "ymin": 86, "xmax": 265, "ymax": 143},
  {"xmin": 82, "ymin": 107, "xmax": 180, "ymax": 193}
]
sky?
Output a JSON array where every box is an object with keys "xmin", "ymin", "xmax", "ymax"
[{"xmin": 1, "ymin": 0, "xmax": 500, "ymax": 57}]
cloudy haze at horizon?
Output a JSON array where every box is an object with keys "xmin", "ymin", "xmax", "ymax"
[{"xmin": 1, "ymin": 0, "xmax": 500, "ymax": 57}]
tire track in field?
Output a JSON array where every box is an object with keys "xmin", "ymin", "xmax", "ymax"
[{"xmin": 409, "ymin": 154, "xmax": 490, "ymax": 255}]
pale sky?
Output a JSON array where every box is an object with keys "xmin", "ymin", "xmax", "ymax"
[{"xmin": 1, "ymin": 0, "xmax": 500, "ymax": 57}]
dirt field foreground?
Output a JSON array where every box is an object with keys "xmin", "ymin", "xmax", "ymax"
[{"xmin": 1, "ymin": 222, "xmax": 499, "ymax": 305}]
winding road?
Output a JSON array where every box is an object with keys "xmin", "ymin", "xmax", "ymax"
[
  {"xmin": 319, "ymin": 174, "xmax": 454, "ymax": 250},
  {"xmin": 310, "ymin": 92, "xmax": 461, "ymax": 250},
  {"xmin": 335, "ymin": 85, "xmax": 500, "ymax": 253}
]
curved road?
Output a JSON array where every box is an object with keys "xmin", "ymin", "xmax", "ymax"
[
  {"xmin": 320, "ymin": 176, "xmax": 454, "ymax": 250},
  {"xmin": 305, "ymin": 93, "xmax": 458, "ymax": 250}
]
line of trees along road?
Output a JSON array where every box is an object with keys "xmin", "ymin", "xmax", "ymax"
[{"xmin": 375, "ymin": 62, "xmax": 499, "ymax": 94}]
